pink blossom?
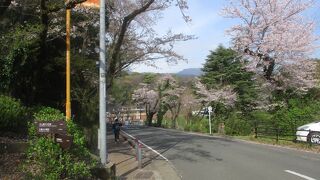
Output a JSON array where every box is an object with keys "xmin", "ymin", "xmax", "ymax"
[
  {"xmin": 194, "ymin": 79, "xmax": 237, "ymax": 107},
  {"xmin": 222, "ymin": 0, "xmax": 319, "ymax": 90}
]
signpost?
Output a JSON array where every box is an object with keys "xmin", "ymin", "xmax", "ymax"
[
  {"xmin": 35, "ymin": 120, "xmax": 72, "ymax": 150},
  {"xmin": 208, "ymin": 106, "xmax": 213, "ymax": 135},
  {"xmin": 35, "ymin": 120, "xmax": 67, "ymax": 135},
  {"xmin": 54, "ymin": 133, "xmax": 73, "ymax": 150}
]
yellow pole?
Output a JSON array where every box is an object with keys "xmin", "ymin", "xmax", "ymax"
[{"xmin": 66, "ymin": 8, "xmax": 71, "ymax": 121}]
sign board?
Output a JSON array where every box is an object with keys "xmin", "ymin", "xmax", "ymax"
[
  {"xmin": 34, "ymin": 120, "xmax": 73, "ymax": 150},
  {"xmin": 54, "ymin": 134, "xmax": 73, "ymax": 150},
  {"xmin": 35, "ymin": 120, "xmax": 67, "ymax": 135},
  {"xmin": 208, "ymin": 106, "xmax": 213, "ymax": 113}
]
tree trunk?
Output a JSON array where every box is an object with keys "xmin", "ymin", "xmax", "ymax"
[
  {"xmin": 32, "ymin": 0, "xmax": 49, "ymax": 105},
  {"xmin": 244, "ymin": 48, "xmax": 275, "ymax": 80},
  {"xmin": 171, "ymin": 114, "xmax": 178, "ymax": 129},
  {"xmin": 146, "ymin": 112, "xmax": 155, "ymax": 126},
  {"xmin": 156, "ymin": 104, "xmax": 168, "ymax": 127},
  {"xmin": 264, "ymin": 58, "xmax": 275, "ymax": 80}
]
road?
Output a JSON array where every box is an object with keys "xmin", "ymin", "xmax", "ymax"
[{"xmin": 124, "ymin": 127, "xmax": 320, "ymax": 180}]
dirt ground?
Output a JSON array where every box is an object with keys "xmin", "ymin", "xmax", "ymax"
[
  {"xmin": 0, "ymin": 136, "xmax": 27, "ymax": 180},
  {"xmin": 0, "ymin": 153, "xmax": 25, "ymax": 180}
]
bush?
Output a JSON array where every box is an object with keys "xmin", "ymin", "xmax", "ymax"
[
  {"xmin": 225, "ymin": 113, "xmax": 251, "ymax": 136},
  {"xmin": 33, "ymin": 106, "xmax": 65, "ymax": 122},
  {"xmin": 188, "ymin": 117, "xmax": 209, "ymax": 133},
  {"xmin": 0, "ymin": 95, "xmax": 28, "ymax": 132},
  {"xmin": 184, "ymin": 123, "xmax": 191, "ymax": 131},
  {"xmin": 25, "ymin": 107, "xmax": 95, "ymax": 179}
]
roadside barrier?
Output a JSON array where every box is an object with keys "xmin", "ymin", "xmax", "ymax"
[
  {"xmin": 119, "ymin": 129, "xmax": 182, "ymax": 179},
  {"xmin": 253, "ymin": 123, "xmax": 319, "ymax": 145},
  {"xmin": 120, "ymin": 130, "xmax": 143, "ymax": 169}
]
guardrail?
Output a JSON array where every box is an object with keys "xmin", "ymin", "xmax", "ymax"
[
  {"xmin": 120, "ymin": 129, "xmax": 172, "ymax": 167},
  {"xmin": 120, "ymin": 130, "xmax": 143, "ymax": 169},
  {"xmin": 119, "ymin": 129, "xmax": 183, "ymax": 179},
  {"xmin": 254, "ymin": 124, "xmax": 318, "ymax": 145}
]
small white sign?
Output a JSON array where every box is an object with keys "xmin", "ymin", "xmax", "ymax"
[{"xmin": 208, "ymin": 106, "xmax": 213, "ymax": 113}]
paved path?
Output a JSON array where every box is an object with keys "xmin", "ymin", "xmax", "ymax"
[
  {"xmin": 124, "ymin": 127, "xmax": 320, "ymax": 180},
  {"xmin": 107, "ymin": 129, "xmax": 180, "ymax": 180}
]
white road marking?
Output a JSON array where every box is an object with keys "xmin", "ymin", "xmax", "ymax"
[
  {"xmin": 120, "ymin": 130, "xmax": 169, "ymax": 161},
  {"xmin": 138, "ymin": 140, "xmax": 169, "ymax": 162},
  {"xmin": 285, "ymin": 170, "xmax": 317, "ymax": 180}
]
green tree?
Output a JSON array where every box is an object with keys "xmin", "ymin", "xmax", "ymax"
[
  {"xmin": 201, "ymin": 45, "xmax": 257, "ymax": 113},
  {"xmin": 143, "ymin": 73, "xmax": 158, "ymax": 84},
  {"xmin": 0, "ymin": 0, "xmax": 97, "ymax": 107}
]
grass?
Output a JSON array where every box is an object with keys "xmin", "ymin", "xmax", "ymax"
[{"xmin": 235, "ymin": 135, "xmax": 320, "ymax": 153}]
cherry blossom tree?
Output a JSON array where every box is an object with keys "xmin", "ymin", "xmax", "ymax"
[
  {"xmin": 193, "ymin": 80, "xmax": 237, "ymax": 132},
  {"xmin": 132, "ymin": 83, "xmax": 159, "ymax": 126},
  {"xmin": 194, "ymin": 79, "xmax": 237, "ymax": 107},
  {"xmin": 3, "ymin": 0, "xmax": 194, "ymax": 88},
  {"xmin": 155, "ymin": 75, "xmax": 176, "ymax": 126},
  {"xmin": 180, "ymin": 89, "xmax": 198, "ymax": 122},
  {"xmin": 132, "ymin": 74, "xmax": 185, "ymax": 126},
  {"xmin": 163, "ymin": 87, "xmax": 186, "ymax": 128},
  {"xmin": 102, "ymin": 0, "xmax": 194, "ymax": 87},
  {"xmin": 274, "ymin": 60, "xmax": 318, "ymax": 91},
  {"xmin": 222, "ymin": 0, "xmax": 319, "ymax": 90},
  {"xmin": 156, "ymin": 74, "xmax": 188, "ymax": 128}
]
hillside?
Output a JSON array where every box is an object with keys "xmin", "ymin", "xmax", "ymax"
[{"xmin": 176, "ymin": 68, "xmax": 203, "ymax": 77}]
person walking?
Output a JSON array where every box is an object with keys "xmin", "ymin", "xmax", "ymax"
[{"xmin": 112, "ymin": 118, "xmax": 122, "ymax": 142}]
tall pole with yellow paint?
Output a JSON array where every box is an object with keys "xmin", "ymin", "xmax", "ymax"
[{"xmin": 66, "ymin": 8, "xmax": 71, "ymax": 121}]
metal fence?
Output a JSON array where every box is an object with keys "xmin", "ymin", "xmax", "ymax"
[
  {"xmin": 254, "ymin": 123, "xmax": 319, "ymax": 145},
  {"xmin": 120, "ymin": 129, "xmax": 183, "ymax": 179}
]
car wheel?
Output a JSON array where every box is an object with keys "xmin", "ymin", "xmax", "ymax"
[{"xmin": 308, "ymin": 132, "xmax": 320, "ymax": 145}]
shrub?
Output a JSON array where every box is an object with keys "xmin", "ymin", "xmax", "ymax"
[
  {"xmin": 0, "ymin": 95, "xmax": 28, "ymax": 132},
  {"xmin": 33, "ymin": 106, "xmax": 65, "ymax": 122},
  {"xmin": 188, "ymin": 117, "xmax": 209, "ymax": 133},
  {"xmin": 225, "ymin": 113, "xmax": 251, "ymax": 136},
  {"xmin": 25, "ymin": 107, "xmax": 95, "ymax": 179},
  {"xmin": 184, "ymin": 123, "xmax": 191, "ymax": 131}
]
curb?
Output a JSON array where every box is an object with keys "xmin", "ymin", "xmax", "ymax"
[{"xmin": 89, "ymin": 153, "xmax": 117, "ymax": 180}]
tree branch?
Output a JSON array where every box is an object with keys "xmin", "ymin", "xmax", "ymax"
[{"xmin": 109, "ymin": 0, "xmax": 155, "ymax": 77}]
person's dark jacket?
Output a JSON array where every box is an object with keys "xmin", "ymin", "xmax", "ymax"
[{"xmin": 112, "ymin": 121, "xmax": 122, "ymax": 133}]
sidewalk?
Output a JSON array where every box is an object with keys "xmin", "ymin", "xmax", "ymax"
[{"xmin": 107, "ymin": 131, "xmax": 181, "ymax": 180}]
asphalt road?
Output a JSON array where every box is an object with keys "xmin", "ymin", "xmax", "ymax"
[{"xmin": 124, "ymin": 127, "xmax": 320, "ymax": 180}]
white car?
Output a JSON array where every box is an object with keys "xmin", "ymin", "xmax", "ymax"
[{"xmin": 296, "ymin": 121, "xmax": 320, "ymax": 144}]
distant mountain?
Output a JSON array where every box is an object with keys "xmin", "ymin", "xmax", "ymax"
[{"xmin": 176, "ymin": 68, "xmax": 203, "ymax": 77}]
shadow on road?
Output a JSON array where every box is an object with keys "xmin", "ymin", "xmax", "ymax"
[{"xmin": 125, "ymin": 127, "xmax": 230, "ymax": 162}]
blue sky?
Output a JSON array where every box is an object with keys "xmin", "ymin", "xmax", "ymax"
[{"xmin": 131, "ymin": 0, "xmax": 320, "ymax": 73}]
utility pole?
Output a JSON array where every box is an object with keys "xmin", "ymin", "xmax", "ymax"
[
  {"xmin": 66, "ymin": 7, "xmax": 71, "ymax": 121},
  {"xmin": 99, "ymin": 0, "xmax": 107, "ymax": 165}
]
